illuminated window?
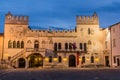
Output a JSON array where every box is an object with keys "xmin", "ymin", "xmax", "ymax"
[
  {"xmin": 21, "ymin": 41, "xmax": 24, "ymax": 48},
  {"xmin": 58, "ymin": 56, "xmax": 62, "ymax": 63},
  {"xmin": 13, "ymin": 41, "xmax": 16, "ymax": 48},
  {"xmin": 49, "ymin": 56, "xmax": 52, "ymax": 63},
  {"xmin": 8, "ymin": 40, "xmax": 12, "ymax": 48},
  {"xmin": 91, "ymin": 56, "xmax": 94, "ymax": 63},
  {"xmin": 113, "ymin": 39, "xmax": 116, "ymax": 47},
  {"xmin": 17, "ymin": 41, "xmax": 20, "ymax": 48},
  {"xmin": 82, "ymin": 56, "xmax": 85, "ymax": 64}
]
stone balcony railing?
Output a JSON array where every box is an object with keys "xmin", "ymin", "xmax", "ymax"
[
  {"xmin": 26, "ymin": 48, "xmax": 46, "ymax": 52},
  {"xmin": 54, "ymin": 49, "xmax": 87, "ymax": 53}
]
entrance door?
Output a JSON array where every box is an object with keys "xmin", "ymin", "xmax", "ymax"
[
  {"xmin": 69, "ymin": 55, "xmax": 76, "ymax": 67},
  {"xmin": 105, "ymin": 56, "xmax": 109, "ymax": 67},
  {"xmin": 117, "ymin": 58, "xmax": 120, "ymax": 66},
  {"xmin": 18, "ymin": 58, "xmax": 26, "ymax": 68},
  {"xmin": 28, "ymin": 53, "xmax": 43, "ymax": 68}
]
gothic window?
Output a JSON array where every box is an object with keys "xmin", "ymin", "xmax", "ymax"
[
  {"xmin": 88, "ymin": 40, "xmax": 91, "ymax": 45},
  {"xmin": 91, "ymin": 56, "xmax": 94, "ymax": 63},
  {"xmin": 82, "ymin": 56, "xmax": 85, "ymax": 64},
  {"xmin": 27, "ymin": 40, "xmax": 31, "ymax": 44},
  {"xmin": 58, "ymin": 56, "xmax": 62, "ymax": 63},
  {"xmin": 49, "ymin": 56, "xmax": 52, "ymax": 63},
  {"xmin": 58, "ymin": 43, "xmax": 61, "ymax": 50},
  {"xmin": 13, "ymin": 41, "xmax": 16, "ymax": 48},
  {"xmin": 84, "ymin": 43, "xmax": 87, "ymax": 51},
  {"xmin": 65, "ymin": 43, "xmax": 68, "ymax": 50},
  {"xmin": 21, "ymin": 41, "xmax": 24, "ymax": 48},
  {"xmin": 54, "ymin": 43, "xmax": 57, "ymax": 51},
  {"xmin": 34, "ymin": 40, "xmax": 39, "ymax": 48},
  {"xmin": 88, "ymin": 40, "xmax": 92, "ymax": 49},
  {"xmin": 80, "ymin": 43, "xmax": 82, "ymax": 50},
  {"xmin": 69, "ymin": 43, "xmax": 72, "ymax": 50},
  {"xmin": 17, "ymin": 41, "xmax": 20, "ymax": 48},
  {"xmin": 42, "ymin": 40, "xmax": 45, "ymax": 44},
  {"xmin": 49, "ymin": 40, "xmax": 53, "ymax": 44},
  {"xmin": 8, "ymin": 40, "xmax": 12, "ymax": 48},
  {"xmin": 73, "ymin": 43, "xmax": 76, "ymax": 50},
  {"xmin": 88, "ymin": 28, "xmax": 91, "ymax": 35}
]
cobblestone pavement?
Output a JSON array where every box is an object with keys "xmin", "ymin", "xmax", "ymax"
[{"xmin": 0, "ymin": 68, "xmax": 120, "ymax": 80}]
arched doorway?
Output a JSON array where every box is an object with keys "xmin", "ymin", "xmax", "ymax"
[
  {"xmin": 28, "ymin": 53, "xmax": 43, "ymax": 68},
  {"xmin": 18, "ymin": 58, "xmax": 26, "ymax": 68},
  {"xmin": 69, "ymin": 55, "xmax": 76, "ymax": 67},
  {"xmin": 117, "ymin": 58, "xmax": 120, "ymax": 66}
]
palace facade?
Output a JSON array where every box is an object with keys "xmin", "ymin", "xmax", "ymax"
[{"xmin": 0, "ymin": 12, "xmax": 119, "ymax": 68}]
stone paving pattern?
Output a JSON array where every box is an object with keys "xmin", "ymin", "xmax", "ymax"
[{"xmin": 0, "ymin": 68, "xmax": 120, "ymax": 80}]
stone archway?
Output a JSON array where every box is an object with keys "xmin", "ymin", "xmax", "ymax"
[
  {"xmin": 18, "ymin": 58, "xmax": 26, "ymax": 68},
  {"xmin": 69, "ymin": 55, "xmax": 76, "ymax": 67},
  {"xmin": 28, "ymin": 53, "xmax": 43, "ymax": 68}
]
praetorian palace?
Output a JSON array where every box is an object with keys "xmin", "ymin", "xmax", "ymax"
[{"xmin": 0, "ymin": 12, "xmax": 120, "ymax": 68}]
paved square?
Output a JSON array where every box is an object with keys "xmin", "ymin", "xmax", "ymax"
[{"xmin": 0, "ymin": 68, "xmax": 120, "ymax": 80}]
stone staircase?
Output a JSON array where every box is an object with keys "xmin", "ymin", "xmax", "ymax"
[{"xmin": 10, "ymin": 50, "xmax": 25, "ymax": 62}]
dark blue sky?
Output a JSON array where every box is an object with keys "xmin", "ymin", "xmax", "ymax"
[{"xmin": 0, "ymin": 0, "xmax": 120, "ymax": 32}]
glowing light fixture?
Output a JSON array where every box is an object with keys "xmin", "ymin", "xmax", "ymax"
[{"xmin": 63, "ymin": 58, "xmax": 67, "ymax": 61}]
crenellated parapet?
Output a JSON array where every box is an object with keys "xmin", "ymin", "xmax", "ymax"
[
  {"xmin": 5, "ymin": 12, "xmax": 28, "ymax": 25},
  {"xmin": 26, "ymin": 29, "xmax": 76, "ymax": 37},
  {"xmin": 76, "ymin": 12, "xmax": 99, "ymax": 25}
]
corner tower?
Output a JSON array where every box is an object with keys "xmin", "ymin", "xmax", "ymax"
[{"xmin": 3, "ymin": 12, "xmax": 29, "ymax": 59}]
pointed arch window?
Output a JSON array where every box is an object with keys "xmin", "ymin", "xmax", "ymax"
[
  {"xmin": 58, "ymin": 43, "xmax": 61, "ymax": 50},
  {"xmin": 65, "ymin": 43, "xmax": 68, "ymax": 50},
  {"xmin": 49, "ymin": 40, "xmax": 53, "ymax": 44},
  {"xmin": 58, "ymin": 56, "xmax": 62, "ymax": 63},
  {"xmin": 69, "ymin": 43, "xmax": 72, "ymax": 50},
  {"xmin": 34, "ymin": 40, "xmax": 39, "ymax": 48},
  {"xmin": 79, "ymin": 43, "xmax": 82, "ymax": 50},
  {"xmin": 91, "ymin": 56, "xmax": 94, "ymax": 63},
  {"xmin": 88, "ymin": 40, "xmax": 92, "ymax": 45},
  {"xmin": 8, "ymin": 40, "xmax": 12, "ymax": 48},
  {"xmin": 21, "ymin": 41, "xmax": 24, "ymax": 48},
  {"xmin": 13, "ymin": 41, "xmax": 16, "ymax": 48},
  {"xmin": 17, "ymin": 41, "xmax": 20, "ymax": 48},
  {"xmin": 54, "ymin": 43, "xmax": 57, "ymax": 51},
  {"xmin": 42, "ymin": 40, "xmax": 45, "ymax": 44}
]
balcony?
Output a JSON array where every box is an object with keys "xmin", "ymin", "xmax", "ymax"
[
  {"xmin": 26, "ymin": 48, "xmax": 46, "ymax": 52},
  {"xmin": 53, "ymin": 49, "xmax": 87, "ymax": 53}
]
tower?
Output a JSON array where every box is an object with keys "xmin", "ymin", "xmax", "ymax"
[{"xmin": 3, "ymin": 12, "xmax": 29, "ymax": 60}]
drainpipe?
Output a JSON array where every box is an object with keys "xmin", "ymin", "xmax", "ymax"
[{"xmin": 109, "ymin": 27, "xmax": 113, "ymax": 67}]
